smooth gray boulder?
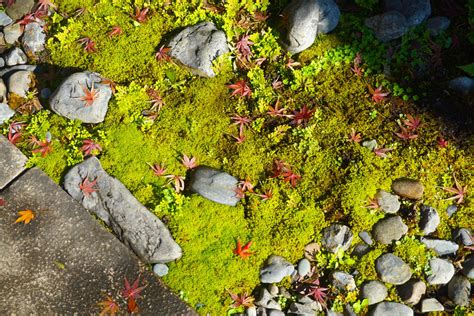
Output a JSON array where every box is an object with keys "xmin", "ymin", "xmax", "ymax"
[
  {"xmin": 421, "ymin": 237, "xmax": 459, "ymax": 256},
  {"xmin": 372, "ymin": 215, "xmax": 408, "ymax": 244},
  {"xmin": 63, "ymin": 157, "xmax": 182, "ymax": 263},
  {"xmin": 426, "ymin": 17, "xmax": 450, "ymax": 36},
  {"xmin": 321, "ymin": 224, "xmax": 353, "ymax": 253},
  {"xmin": 376, "ymin": 190, "xmax": 400, "ymax": 214},
  {"xmin": 352, "ymin": 243, "xmax": 371, "ymax": 257},
  {"xmin": 447, "ymin": 274, "xmax": 471, "ymax": 306},
  {"xmin": 448, "ymin": 76, "xmax": 474, "ymax": 95},
  {"xmin": 420, "ymin": 298, "xmax": 444, "ymax": 312},
  {"xmin": 7, "ymin": 70, "xmax": 33, "ymax": 98},
  {"xmin": 370, "ymin": 302, "xmax": 413, "ymax": 316},
  {"xmin": 391, "ymin": 178, "xmax": 424, "ymax": 199},
  {"xmin": 5, "ymin": 0, "xmax": 35, "ymax": 20},
  {"xmin": 255, "ymin": 288, "xmax": 281, "ymax": 310},
  {"xmin": 0, "ymin": 103, "xmax": 15, "ymax": 125},
  {"xmin": 462, "ymin": 255, "xmax": 473, "ymax": 279},
  {"xmin": 359, "ymin": 231, "xmax": 373, "ymax": 245},
  {"xmin": 4, "ymin": 47, "xmax": 27, "ymax": 66},
  {"xmin": 168, "ymin": 22, "xmax": 229, "ymax": 77},
  {"xmin": 376, "ymin": 253, "xmax": 412, "ymax": 285},
  {"xmin": 397, "ymin": 279, "xmax": 426, "ymax": 305},
  {"xmin": 49, "ymin": 71, "xmax": 112, "ymax": 123},
  {"xmin": 3, "ymin": 23, "xmax": 22, "ymax": 44},
  {"xmin": 426, "ymin": 258, "xmax": 454, "ymax": 285},
  {"xmin": 383, "ymin": 0, "xmax": 431, "ymax": 26},
  {"xmin": 0, "ymin": 78, "xmax": 6, "ymax": 102},
  {"xmin": 365, "ymin": 11, "xmax": 408, "ymax": 42},
  {"xmin": 22, "ymin": 22, "xmax": 46, "ymax": 55},
  {"xmin": 419, "ymin": 206, "xmax": 440, "ymax": 235},
  {"xmin": 0, "ymin": 12, "xmax": 13, "ymax": 27},
  {"xmin": 188, "ymin": 166, "xmax": 240, "ymax": 206},
  {"xmin": 260, "ymin": 255, "xmax": 294, "ymax": 283},
  {"xmin": 361, "ymin": 281, "xmax": 388, "ymax": 305},
  {"xmin": 281, "ymin": 0, "xmax": 340, "ymax": 54},
  {"xmin": 332, "ymin": 271, "xmax": 356, "ymax": 291},
  {"xmin": 297, "ymin": 258, "xmax": 311, "ymax": 277},
  {"xmin": 453, "ymin": 228, "xmax": 473, "ymax": 246}
]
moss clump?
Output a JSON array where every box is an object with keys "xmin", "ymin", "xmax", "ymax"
[{"xmin": 393, "ymin": 236, "xmax": 434, "ymax": 278}]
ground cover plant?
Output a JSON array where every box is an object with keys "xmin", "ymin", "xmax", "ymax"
[{"xmin": 1, "ymin": 0, "xmax": 473, "ymax": 314}]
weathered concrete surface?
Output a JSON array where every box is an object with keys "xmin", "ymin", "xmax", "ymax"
[
  {"xmin": 0, "ymin": 135, "xmax": 27, "ymax": 190},
  {"xmin": 0, "ymin": 168, "xmax": 196, "ymax": 315}
]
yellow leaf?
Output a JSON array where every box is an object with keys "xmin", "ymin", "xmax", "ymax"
[{"xmin": 15, "ymin": 210, "xmax": 35, "ymax": 224}]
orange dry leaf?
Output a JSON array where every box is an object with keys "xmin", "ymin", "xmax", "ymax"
[
  {"xmin": 15, "ymin": 209, "xmax": 35, "ymax": 224},
  {"xmin": 98, "ymin": 296, "xmax": 119, "ymax": 316}
]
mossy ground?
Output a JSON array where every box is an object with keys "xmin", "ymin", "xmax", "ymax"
[{"xmin": 2, "ymin": 0, "xmax": 473, "ymax": 314}]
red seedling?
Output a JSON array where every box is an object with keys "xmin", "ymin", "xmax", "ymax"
[
  {"xmin": 227, "ymin": 290, "xmax": 255, "ymax": 308},
  {"xmin": 108, "ymin": 26, "xmax": 122, "ymax": 38},
  {"xmin": 149, "ymin": 163, "xmax": 167, "ymax": 177},
  {"xmin": 36, "ymin": 0, "xmax": 57, "ymax": 12},
  {"xmin": 81, "ymin": 139, "xmax": 102, "ymax": 156},
  {"xmin": 373, "ymin": 146, "xmax": 392, "ymax": 158},
  {"xmin": 437, "ymin": 137, "xmax": 448, "ymax": 148},
  {"xmin": 395, "ymin": 125, "xmax": 418, "ymax": 140},
  {"xmin": 285, "ymin": 57, "xmax": 301, "ymax": 71},
  {"xmin": 131, "ymin": 6, "xmax": 149, "ymax": 24},
  {"xmin": 147, "ymin": 88, "xmax": 165, "ymax": 112},
  {"xmin": 98, "ymin": 296, "xmax": 119, "ymax": 316},
  {"xmin": 18, "ymin": 13, "xmax": 36, "ymax": 26},
  {"xmin": 231, "ymin": 114, "xmax": 251, "ymax": 136},
  {"xmin": 365, "ymin": 197, "xmax": 380, "ymax": 209},
  {"xmin": 271, "ymin": 159, "xmax": 288, "ymax": 178},
  {"xmin": 81, "ymin": 83, "xmax": 100, "ymax": 106},
  {"xmin": 228, "ymin": 80, "xmax": 252, "ymax": 97},
  {"xmin": 368, "ymin": 84, "xmax": 390, "ymax": 103},
  {"xmin": 282, "ymin": 169, "xmax": 301, "ymax": 187},
  {"xmin": 155, "ymin": 45, "xmax": 171, "ymax": 62},
  {"xmin": 31, "ymin": 137, "xmax": 53, "ymax": 157},
  {"xmin": 348, "ymin": 128, "xmax": 361, "ymax": 143},
  {"xmin": 271, "ymin": 77, "xmax": 283, "ymax": 90},
  {"xmin": 443, "ymin": 174, "xmax": 468, "ymax": 204},
  {"xmin": 290, "ymin": 105, "xmax": 315, "ymax": 126},
  {"xmin": 7, "ymin": 121, "xmax": 26, "ymax": 145},
  {"xmin": 234, "ymin": 187, "xmax": 246, "ymax": 199},
  {"xmin": 239, "ymin": 177, "xmax": 254, "ymax": 193},
  {"xmin": 235, "ymin": 35, "xmax": 253, "ymax": 61},
  {"xmin": 165, "ymin": 174, "xmax": 185, "ymax": 193},
  {"xmin": 77, "ymin": 37, "xmax": 96, "ymax": 53},
  {"xmin": 80, "ymin": 178, "xmax": 98, "ymax": 196},
  {"xmin": 231, "ymin": 134, "xmax": 246, "ymax": 144},
  {"xmin": 351, "ymin": 52, "xmax": 363, "ymax": 77},
  {"xmin": 305, "ymin": 279, "xmax": 328, "ymax": 309},
  {"xmin": 267, "ymin": 99, "xmax": 288, "ymax": 117},
  {"xmin": 181, "ymin": 154, "xmax": 198, "ymax": 169},
  {"xmin": 233, "ymin": 240, "xmax": 254, "ymax": 258},
  {"xmin": 403, "ymin": 114, "xmax": 424, "ymax": 131},
  {"xmin": 255, "ymin": 189, "xmax": 273, "ymax": 200}
]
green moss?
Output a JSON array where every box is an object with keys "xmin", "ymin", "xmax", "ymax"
[{"xmin": 393, "ymin": 236, "xmax": 434, "ymax": 278}]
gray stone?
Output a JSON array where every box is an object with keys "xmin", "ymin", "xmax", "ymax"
[
  {"xmin": 0, "ymin": 135, "xmax": 28, "ymax": 189},
  {"xmin": 0, "ymin": 103, "xmax": 14, "ymax": 125},
  {"xmin": 0, "ymin": 78, "xmax": 6, "ymax": 102},
  {"xmin": 376, "ymin": 253, "xmax": 412, "ymax": 285},
  {"xmin": 168, "ymin": 22, "xmax": 229, "ymax": 77},
  {"xmin": 22, "ymin": 22, "xmax": 46, "ymax": 55},
  {"xmin": 281, "ymin": 0, "xmax": 340, "ymax": 54},
  {"xmin": 267, "ymin": 310, "xmax": 284, "ymax": 316},
  {"xmin": 370, "ymin": 302, "xmax": 413, "ymax": 316},
  {"xmin": 4, "ymin": 47, "xmax": 28, "ymax": 66},
  {"xmin": 289, "ymin": 302, "xmax": 315, "ymax": 315},
  {"xmin": 420, "ymin": 298, "xmax": 444, "ymax": 312},
  {"xmin": 297, "ymin": 258, "xmax": 311, "ymax": 277},
  {"xmin": 5, "ymin": 0, "xmax": 35, "ymax": 20},
  {"xmin": 0, "ymin": 168, "xmax": 195, "ymax": 315},
  {"xmin": 321, "ymin": 224, "xmax": 353, "ymax": 253},
  {"xmin": 63, "ymin": 157, "xmax": 182, "ymax": 263},
  {"xmin": 421, "ymin": 237, "xmax": 459, "ymax": 256},
  {"xmin": 153, "ymin": 263, "xmax": 169, "ymax": 277},
  {"xmin": 257, "ymin": 307, "xmax": 267, "ymax": 316},
  {"xmin": 279, "ymin": 287, "xmax": 292, "ymax": 299},
  {"xmin": 391, "ymin": 178, "xmax": 424, "ymax": 200},
  {"xmin": 298, "ymin": 296, "xmax": 322, "ymax": 312},
  {"xmin": 332, "ymin": 271, "xmax": 356, "ymax": 291},
  {"xmin": 372, "ymin": 216, "xmax": 408, "ymax": 244},
  {"xmin": 49, "ymin": 71, "xmax": 112, "ymax": 123},
  {"xmin": 327, "ymin": 311, "xmax": 343, "ymax": 316},
  {"xmin": 268, "ymin": 284, "xmax": 279, "ymax": 296},
  {"xmin": 0, "ymin": 33, "xmax": 5, "ymax": 54},
  {"xmin": 448, "ymin": 76, "xmax": 474, "ymax": 95},
  {"xmin": 0, "ymin": 12, "xmax": 13, "ymax": 26},
  {"xmin": 446, "ymin": 204, "xmax": 457, "ymax": 216},
  {"xmin": 388, "ymin": 0, "xmax": 431, "ymax": 27},
  {"xmin": 426, "ymin": 17, "xmax": 450, "ymax": 36},
  {"xmin": 362, "ymin": 139, "xmax": 377, "ymax": 151},
  {"xmin": 260, "ymin": 255, "xmax": 294, "ymax": 283},
  {"xmin": 397, "ymin": 279, "xmax": 426, "ymax": 305},
  {"xmin": 453, "ymin": 228, "xmax": 473, "ymax": 246},
  {"xmin": 447, "ymin": 274, "xmax": 471, "ymax": 306},
  {"xmin": 255, "ymin": 288, "xmax": 281, "ymax": 310},
  {"xmin": 7, "ymin": 70, "xmax": 33, "ymax": 98},
  {"xmin": 0, "ymin": 57, "xmax": 4, "ymax": 68},
  {"xmin": 352, "ymin": 243, "xmax": 371, "ymax": 257},
  {"xmin": 344, "ymin": 304, "xmax": 356, "ymax": 316},
  {"xmin": 375, "ymin": 190, "xmax": 400, "ymax": 214},
  {"xmin": 419, "ymin": 206, "xmax": 440, "ymax": 235},
  {"xmin": 188, "ymin": 166, "xmax": 240, "ymax": 206},
  {"xmin": 359, "ymin": 231, "xmax": 373, "ymax": 245},
  {"xmin": 365, "ymin": 11, "xmax": 408, "ymax": 42},
  {"xmin": 426, "ymin": 258, "xmax": 454, "ymax": 285},
  {"xmin": 3, "ymin": 23, "xmax": 22, "ymax": 44},
  {"xmin": 361, "ymin": 281, "xmax": 387, "ymax": 305},
  {"xmin": 247, "ymin": 306, "xmax": 257, "ymax": 316},
  {"xmin": 0, "ymin": 64, "xmax": 37, "ymax": 78},
  {"xmin": 40, "ymin": 88, "xmax": 51, "ymax": 99},
  {"xmin": 462, "ymin": 255, "xmax": 473, "ymax": 279}
]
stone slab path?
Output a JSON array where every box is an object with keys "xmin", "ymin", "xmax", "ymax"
[{"xmin": 0, "ymin": 136, "xmax": 196, "ymax": 315}]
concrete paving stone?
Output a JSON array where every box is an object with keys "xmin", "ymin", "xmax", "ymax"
[
  {"xmin": 0, "ymin": 135, "xmax": 27, "ymax": 190},
  {"xmin": 0, "ymin": 168, "xmax": 196, "ymax": 315}
]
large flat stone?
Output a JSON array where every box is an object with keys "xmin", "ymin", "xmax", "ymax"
[
  {"xmin": 0, "ymin": 135, "xmax": 27, "ymax": 190},
  {"xmin": 0, "ymin": 168, "xmax": 196, "ymax": 315}
]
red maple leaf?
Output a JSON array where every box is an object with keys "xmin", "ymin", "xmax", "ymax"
[
  {"xmin": 227, "ymin": 290, "xmax": 255, "ymax": 308},
  {"xmin": 30, "ymin": 136, "xmax": 53, "ymax": 157},
  {"xmin": 348, "ymin": 128, "xmax": 362, "ymax": 143},
  {"xmin": 290, "ymin": 105, "xmax": 315, "ymax": 126},
  {"xmin": 368, "ymin": 84, "xmax": 390, "ymax": 103},
  {"xmin": 235, "ymin": 35, "xmax": 253, "ymax": 61},
  {"xmin": 7, "ymin": 121, "xmax": 26, "ymax": 145},
  {"xmin": 373, "ymin": 146, "xmax": 392, "ymax": 158},
  {"xmin": 81, "ymin": 139, "xmax": 102, "ymax": 156},
  {"xmin": 395, "ymin": 125, "xmax": 418, "ymax": 140},
  {"xmin": 148, "ymin": 163, "xmax": 167, "ymax": 177},
  {"xmin": 437, "ymin": 137, "xmax": 448, "ymax": 148},
  {"xmin": 255, "ymin": 189, "xmax": 273, "ymax": 200},
  {"xmin": 403, "ymin": 114, "xmax": 424, "ymax": 131},
  {"xmin": 121, "ymin": 276, "xmax": 145, "ymax": 301},
  {"xmin": 233, "ymin": 240, "xmax": 254, "ymax": 258},
  {"xmin": 181, "ymin": 154, "xmax": 198, "ymax": 169},
  {"xmin": 77, "ymin": 37, "xmax": 96, "ymax": 53},
  {"xmin": 17, "ymin": 13, "xmax": 36, "ymax": 26},
  {"xmin": 81, "ymin": 83, "xmax": 100, "ymax": 106},
  {"xmin": 80, "ymin": 178, "xmax": 98, "ymax": 196},
  {"xmin": 231, "ymin": 114, "xmax": 251, "ymax": 137},
  {"xmin": 443, "ymin": 174, "xmax": 468, "ymax": 204},
  {"xmin": 228, "ymin": 80, "xmax": 252, "ymax": 97},
  {"xmin": 155, "ymin": 46, "xmax": 171, "ymax": 62},
  {"xmin": 282, "ymin": 169, "xmax": 301, "ymax": 187},
  {"xmin": 267, "ymin": 99, "xmax": 288, "ymax": 117},
  {"xmin": 98, "ymin": 296, "xmax": 119, "ymax": 316},
  {"xmin": 131, "ymin": 6, "xmax": 149, "ymax": 24},
  {"xmin": 108, "ymin": 26, "xmax": 122, "ymax": 38}
]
